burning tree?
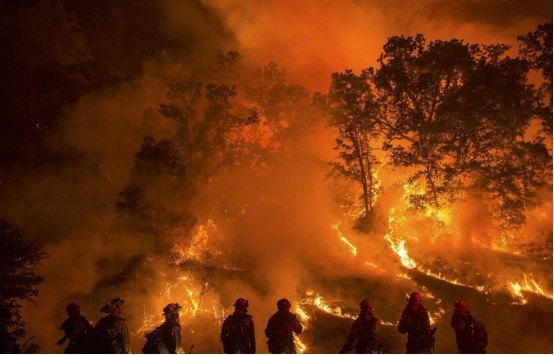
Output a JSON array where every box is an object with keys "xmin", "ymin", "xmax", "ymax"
[{"xmin": 327, "ymin": 32, "xmax": 552, "ymax": 229}]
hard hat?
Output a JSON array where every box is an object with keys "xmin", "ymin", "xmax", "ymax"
[
  {"xmin": 408, "ymin": 292, "xmax": 422, "ymax": 304},
  {"xmin": 277, "ymin": 298, "xmax": 291, "ymax": 309},
  {"xmin": 65, "ymin": 302, "xmax": 80, "ymax": 312},
  {"xmin": 234, "ymin": 298, "xmax": 249, "ymax": 308},
  {"xmin": 163, "ymin": 303, "xmax": 183, "ymax": 314},
  {"xmin": 359, "ymin": 299, "xmax": 374, "ymax": 310},
  {"xmin": 100, "ymin": 297, "xmax": 125, "ymax": 314}
]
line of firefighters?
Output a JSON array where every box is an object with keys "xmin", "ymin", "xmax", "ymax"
[{"xmin": 56, "ymin": 292, "xmax": 487, "ymax": 354}]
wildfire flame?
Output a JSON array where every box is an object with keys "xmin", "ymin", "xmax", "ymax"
[
  {"xmin": 300, "ymin": 290, "xmax": 357, "ymax": 319},
  {"xmin": 508, "ymin": 274, "xmax": 553, "ymax": 305},
  {"xmin": 332, "ymin": 222, "xmax": 357, "ymax": 256},
  {"xmin": 384, "ymin": 207, "xmax": 418, "ymax": 269},
  {"xmin": 140, "ymin": 220, "xmax": 228, "ymax": 337},
  {"xmin": 294, "ymin": 305, "xmax": 309, "ymax": 353},
  {"xmin": 294, "ymin": 334, "xmax": 307, "ymax": 354},
  {"xmin": 300, "ymin": 290, "xmax": 398, "ymax": 327}
]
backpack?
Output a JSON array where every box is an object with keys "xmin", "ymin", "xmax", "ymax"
[
  {"xmin": 221, "ymin": 315, "xmax": 241, "ymax": 353},
  {"xmin": 222, "ymin": 314, "xmax": 253, "ymax": 353},
  {"xmin": 266, "ymin": 314, "xmax": 293, "ymax": 354},
  {"xmin": 92, "ymin": 316, "xmax": 120, "ymax": 353},
  {"xmin": 141, "ymin": 326, "xmax": 168, "ymax": 354},
  {"xmin": 458, "ymin": 315, "xmax": 487, "ymax": 353},
  {"xmin": 78, "ymin": 316, "xmax": 94, "ymax": 353},
  {"xmin": 357, "ymin": 317, "xmax": 382, "ymax": 353},
  {"xmin": 469, "ymin": 317, "xmax": 487, "ymax": 352}
]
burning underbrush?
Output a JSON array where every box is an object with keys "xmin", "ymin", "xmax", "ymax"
[{"xmin": 127, "ymin": 212, "xmax": 552, "ymax": 354}]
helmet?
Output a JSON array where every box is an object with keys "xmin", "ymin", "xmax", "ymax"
[
  {"xmin": 408, "ymin": 292, "xmax": 421, "ymax": 304},
  {"xmin": 277, "ymin": 298, "xmax": 291, "ymax": 309},
  {"xmin": 234, "ymin": 298, "xmax": 249, "ymax": 309},
  {"xmin": 100, "ymin": 297, "xmax": 125, "ymax": 314},
  {"xmin": 163, "ymin": 303, "xmax": 182, "ymax": 314},
  {"xmin": 453, "ymin": 300, "xmax": 469, "ymax": 314},
  {"xmin": 65, "ymin": 302, "xmax": 80, "ymax": 313},
  {"xmin": 359, "ymin": 299, "xmax": 373, "ymax": 311}
]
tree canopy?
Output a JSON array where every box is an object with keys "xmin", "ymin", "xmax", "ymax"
[
  {"xmin": 325, "ymin": 25, "xmax": 552, "ymax": 229},
  {"xmin": 0, "ymin": 218, "xmax": 47, "ymax": 351}
]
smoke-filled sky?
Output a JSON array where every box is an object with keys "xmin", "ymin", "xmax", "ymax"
[
  {"xmin": 207, "ymin": 0, "xmax": 552, "ymax": 91},
  {"xmin": 0, "ymin": 0, "xmax": 552, "ymax": 353}
]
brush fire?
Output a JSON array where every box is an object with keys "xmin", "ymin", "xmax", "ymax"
[{"xmin": 0, "ymin": 2, "xmax": 551, "ymax": 354}]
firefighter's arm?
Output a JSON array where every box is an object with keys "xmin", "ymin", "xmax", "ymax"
[
  {"xmin": 170, "ymin": 326, "xmax": 182, "ymax": 354},
  {"xmin": 220, "ymin": 317, "xmax": 229, "ymax": 342},
  {"xmin": 250, "ymin": 319, "xmax": 256, "ymax": 353},
  {"xmin": 397, "ymin": 310, "xmax": 408, "ymax": 334},
  {"xmin": 424, "ymin": 310, "xmax": 431, "ymax": 332},
  {"xmin": 339, "ymin": 322, "xmax": 358, "ymax": 353},
  {"xmin": 291, "ymin": 315, "xmax": 303, "ymax": 335},
  {"xmin": 56, "ymin": 336, "xmax": 67, "ymax": 346},
  {"xmin": 120, "ymin": 322, "xmax": 131, "ymax": 354},
  {"xmin": 373, "ymin": 318, "xmax": 382, "ymax": 334}
]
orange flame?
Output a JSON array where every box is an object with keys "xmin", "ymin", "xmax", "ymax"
[{"xmin": 332, "ymin": 222, "xmax": 357, "ymax": 256}]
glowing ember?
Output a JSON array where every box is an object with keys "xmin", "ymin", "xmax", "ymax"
[{"xmin": 364, "ymin": 261, "xmax": 379, "ymax": 268}]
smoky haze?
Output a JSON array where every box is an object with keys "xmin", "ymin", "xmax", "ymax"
[{"xmin": 0, "ymin": 0, "xmax": 551, "ymax": 354}]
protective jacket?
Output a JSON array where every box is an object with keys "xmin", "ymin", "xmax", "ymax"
[
  {"xmin": 159, "ymin": 319, "xmax": 182, "ymax": 354},
  {"xmin": 339, "ymin": 313, "xmax": 382, "ymax": 353},
  {"xmin": 265, "ymin": 311, "xmax": 302, "ymax": 354},
  {"xmin": 397, "ymin": 304, "xmax": 432, "ymax": 353},
  {"xmin": 451, "ymin": 313, "xmax": 487, "ymax": 353},
  {"xmin": 221, "ymin": 312, "xmax": 256, "ymax": 353},
  {"xmin": 59, "ymin": 315, "xmax": 93, "ymax": 353},
  {"xmin": 92, "ymin": 314, "xmax": 130, "ymax": 353}
]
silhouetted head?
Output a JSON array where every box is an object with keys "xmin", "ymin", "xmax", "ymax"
[
  {"xmin": 65, "ymin": 302, "xmax": 81, "ymax": 316},
  {"xmin": 100, "ymin": 297, "xmax": 125, "ymax": 315},
  {"xmin": 359, "ymin": 299, "xmax": 374, "ymax": 311},
  {"xmin": 234, "ymin": 298, "xmax": 249, "ymax": 312},
  {"xmin": 453, "ymin": 300, "xmax": 470, "ymax": 315},
  {"xmin": 277, "ymin": 298, "xmax": 291, "ymax": 311},
  {"xmin": 163, "ymin": 303, "xmax": 182, "ymax": 321},
  {"xmin": 163, "ymin": 303, "xmax": 182, "ymax": 315},
  {"xmin": 408, "ymin": 292, "xmax": 422, "ymax": 305}
]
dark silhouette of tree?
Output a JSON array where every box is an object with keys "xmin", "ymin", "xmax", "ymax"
[
  {"xmin": 158, "ymin": 52, "xmax": 258, "ymax": 187},
  {"xmin": 372, "ymin": 35, "xmax": 477, "ymax": 209},
  {"xmin": 445, "ymin": 44, "xmax": 551, "ymax": 228},
  {"xmin": 325, "ymin": 69, "xmax": 382, "ymax": 222},
  {"xmin": 117, "ymin": 52, "xmax": 261, "ymax": 251},
  {"xmin": 244, "ymin": 62, "xmax": 311, "ymax": 152},
  {"xmin": 116, "ymin": 136, "xmax": 195, "ymax": 251},
  {"xmin": 0, "ymin": 218, "xmax": 47, "ymax": 352},
  {"xmin": 518, "ymin": 22, "xmax": 553, "ymax": 135}
]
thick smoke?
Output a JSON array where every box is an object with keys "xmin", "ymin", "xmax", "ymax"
[{"xmin": 0, "ymin": 0, "xmax": 551, "ymax": 353}]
